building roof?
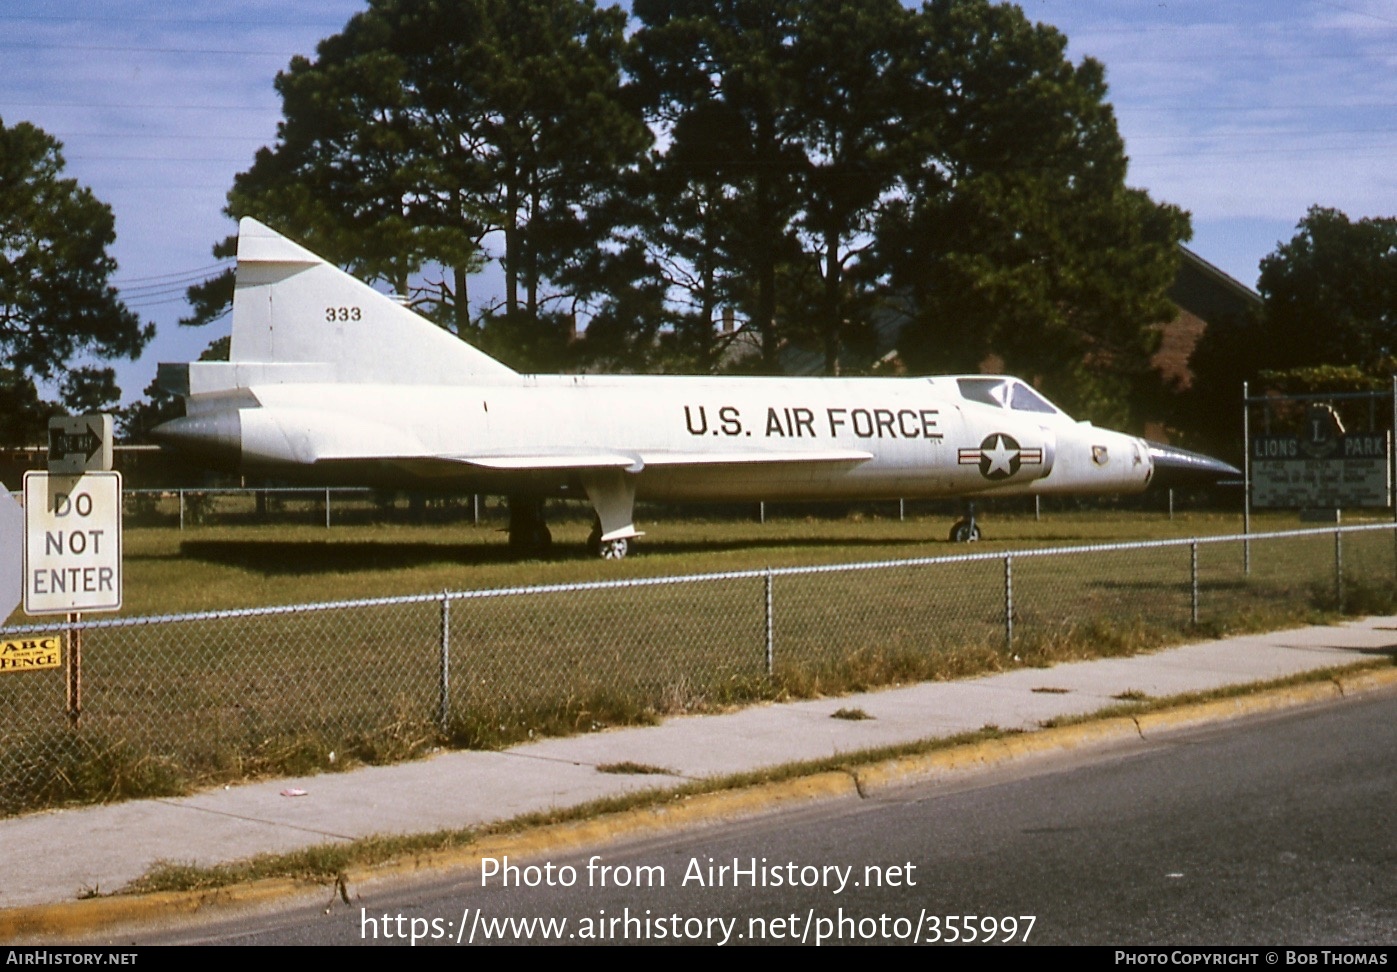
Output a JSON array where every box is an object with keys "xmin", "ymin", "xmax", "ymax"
[
  {"xmin": 1166, "ymin": 246, "xmax": 1261, "ymax": 325},
  {"xmin": 769, "ymin": 244, "xmax": 1260, "ymax": 377}
]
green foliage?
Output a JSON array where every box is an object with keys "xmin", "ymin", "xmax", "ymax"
[
  {"xmin": 178, "ymin": 235, "xmax": 235, "ymax": 329},
  {"xmin": 1183, "ymin": 207, "xmax": 1396, "ymax": 455},
  {"xmin": 172, "ymin": 0, "xmax": 1187, "ymax": 422},
  {"xmin": 0, "ymin": 118, "xmax": 151, "ymax": 444},
  {"xmin": 59, "ymin": 366, "xmax": 121, "ymax": 414},
  {"xmin": 217, "ymin": 0, "xmax": 649, "ymax": 370},
  {"xmin": 1257, "ymin": 362, "xmax": 1393, "ymax": 395},
  {"xmin": 875, "ymin": 1, "xmax": 1189, "ymax": 425},
  {"xmin": 1256, "ymin": 206, "xmax": 1397, "ymax": 370},
  {"xmin": 630, "ymin": 0, "xmax": 914, "ymax": 374},
  {"xmin": 0, "ymin": 369, "xmax": 63, "ymax": 447}
]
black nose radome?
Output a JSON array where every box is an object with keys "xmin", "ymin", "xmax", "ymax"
[{"xmin": 1147, "ymin": 442, "xmax": 1241, "ymax": 489}]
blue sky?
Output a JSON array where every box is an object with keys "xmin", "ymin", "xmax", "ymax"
[{"xmin": 4, "ymin": 0, "xmax": 1395, "ymax": 404}]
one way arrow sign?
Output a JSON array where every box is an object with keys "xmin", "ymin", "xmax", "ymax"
[{"xmin": 48, "ymin": 415, "xmax": 114, "ymax": 474}]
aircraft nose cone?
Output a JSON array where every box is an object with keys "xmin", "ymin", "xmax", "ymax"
[{"xmin": 1146, "ymin": 441, "xmax": 1240, "ymax": 488}]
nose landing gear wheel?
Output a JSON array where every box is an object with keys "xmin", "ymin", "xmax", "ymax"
[
  {"xmin": 588, "ymin": 520, "xmax": 631, "ymax": 559},
  {"xmin": 949, "ymin": 519, "xmax": 981, "ymax": 543},
  {"xmin": 599, "ymin": 537, "xmax": 629, "ymax": 559}
]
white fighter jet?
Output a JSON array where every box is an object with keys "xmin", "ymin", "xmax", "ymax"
[{"xmin": 153, "ymin": 218, "xmax": 1237, "ymax": 557}]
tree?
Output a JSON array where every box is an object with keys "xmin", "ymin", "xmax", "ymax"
[
  {"xmin": 176, "ymin": 0, "xmax": 1189, "ymax": 415},
  {"xmin": 205, "ymin": 0, "xmax": 648, "ymax": 370},
  {"xmin": 0, "ymin": 118, "xmax": 150, "ymax": 444},
  {"xmin": 631, "ymin": 0, "xmax": 913, "ymax": 374},
  {"xmin": 630, "ymin": 0, "xmax": 809, "ymax": 372},
  {"xmin": 785, "ymin": 0, "xmax": 912, "ymax": 374},
  {"xmin": 1181, "ymin": 207, "xmax": 1397, "ymax": 457},
  {"xmin": 873, "ymin": 0, "xmax": 1189, "ymax": 426},
  {"xmin": 0, "ymin": 368, "xmax": 62, "ymax": 448},
  {"xmin": 1254, "ymin": 207, "xmax": 1397, "ymax": 370}
]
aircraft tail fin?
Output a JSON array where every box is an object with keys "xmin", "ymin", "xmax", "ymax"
[{"xmin": 229, "ymin": 217, "xmax": 516, "ymax": 383}]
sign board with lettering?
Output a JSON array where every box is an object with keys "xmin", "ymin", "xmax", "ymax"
[
  {"xmin": 0, "ymin": 634, "xmax": 63, "ymax": 672},
  {"xmin": 1251, "ymin": 432, "xmax": 1391, "ymax": 509},
  {"xmin": 48, "ymin": 414, "xmax": 114, "ymax": 475},
  {"xmin": 0, "ymin": 486, "xmax": 21, "ymax": 622},
  {"xmin": 22, "ymin": 471, "xmax": 123, "ymax": 615}
]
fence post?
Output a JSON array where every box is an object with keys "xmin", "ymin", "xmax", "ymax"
[
  {"xmin": 325, "ymin": 488, "xmax": 332, "ymax": 528},
  {"xmin": 1004, "ymin": 554, "xmax": 1014, "ymax": 651},
  {"xmin": 438, "ymin": 593, "xmax": 451, "ymax": 732},
  {"xmin": 178, "ymin": 489, "xmax": 185, "ymax": 531},
  {"xmin": 1391, "ymin": 378, "xmax": 1396, "ymax": 589},
  {"xmin": 1334, "ymin": 529, "xmax": 1344, "ymax": 613},
  {"xmin": 66, "ymin": 611, "xmax": 82, "ymax": 727},
  {"xmin": 1190, "ymin": 541, "xmax": 1199, "ymax": 626},
  {"xmin": 1242, "ymin": 379, "xmax": 1251, "ymax": 575},
  {"xmin": 764, "ymin": 569, "xmax": 774, "ymax": 676}
]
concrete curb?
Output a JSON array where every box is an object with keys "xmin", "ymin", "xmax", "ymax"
[{"xmin": 7, "ymin": 664, "xmax": 1394, "ymax": 943}]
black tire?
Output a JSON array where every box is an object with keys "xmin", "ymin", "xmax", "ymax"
[
  {"xmin": 949, "ymin": 520, "xmax": 981, "ymax": 543},
  {"xmin": 598, "ymin": 537, "xmax": 629, "ymax": 559}
]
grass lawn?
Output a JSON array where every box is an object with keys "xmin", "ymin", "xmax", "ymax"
[
  {"xmin": 57, "ymin": 501, "xmax": 1290, "ymax": 620},
  {"xmin": 6, "ymin": 500, "xmax": 1392, "ymax": 814}
]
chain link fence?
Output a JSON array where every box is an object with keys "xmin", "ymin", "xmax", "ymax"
[{"xmin": 3, "ymin": 523, "xmax": 1394, "ymax": 816}]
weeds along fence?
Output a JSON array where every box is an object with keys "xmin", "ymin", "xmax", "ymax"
[{"xmin": 3, "ymin": 523, "xmax": 1395, "ymax": 816}]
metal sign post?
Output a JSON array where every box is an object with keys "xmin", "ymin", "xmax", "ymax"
[{"xmin": 66, "ymin": 611, "xmax": 82, "ymax": 726}]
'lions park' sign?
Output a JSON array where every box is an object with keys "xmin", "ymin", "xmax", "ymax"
[{"xmin": 1251, "ymin": 405, "xmax": 1391, "ymax": 509}]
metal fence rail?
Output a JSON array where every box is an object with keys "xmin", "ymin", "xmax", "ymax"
[
  {"xmin": 3, "ymin": 523, "xmax": 1394, "ymax": 816},
  {"xmin": 6, "ymin": 485, "xmax": 1212, "ymax": 531}
]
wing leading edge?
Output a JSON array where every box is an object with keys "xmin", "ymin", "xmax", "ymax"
[{"xmin": 449, "ymin": 449, "xmax": 874, "ymax": 473}]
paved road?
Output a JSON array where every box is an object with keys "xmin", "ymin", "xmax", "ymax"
[{"xmin": 103, "ymin": 687, "xmax": 1397, "ymax": 945}]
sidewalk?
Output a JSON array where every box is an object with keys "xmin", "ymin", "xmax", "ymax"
[{"xmin": 2, "ymin": 616, "xmax": 1395, "ymax": 932}]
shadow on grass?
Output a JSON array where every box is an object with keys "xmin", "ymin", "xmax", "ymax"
[
  {"xmin": 179, "ymin": 534, "xmax": 959, "ymax": 574},
  {"xmin": 180, "ymin": 540, "xmax": 527, "ymax": 573}
]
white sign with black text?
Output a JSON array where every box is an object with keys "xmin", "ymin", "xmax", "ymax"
[{"xmin": 23, "ymin": 471, "xmax": 123, "ymax": 615}]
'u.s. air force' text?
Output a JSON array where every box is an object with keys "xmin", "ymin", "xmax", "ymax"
[{"xmin": 685, "ymin": 405, "xmax": 942, "ymax": 440}]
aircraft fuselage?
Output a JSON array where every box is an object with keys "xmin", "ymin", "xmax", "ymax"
[{"xmin": 153, "ymin": 218, "xmax": 1236, "ymax": 556}]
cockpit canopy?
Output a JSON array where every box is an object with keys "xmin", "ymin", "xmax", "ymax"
[{"xmin": 955, "ymin": 377, "xmax": 1066, "ymax": 418}]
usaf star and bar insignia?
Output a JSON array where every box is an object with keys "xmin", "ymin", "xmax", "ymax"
[{"xmin": 958, "ymin": 433, "xmax": 1045, "ymax": 481}]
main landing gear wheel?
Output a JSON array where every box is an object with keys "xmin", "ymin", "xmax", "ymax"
[
  {"xmin": 507, "ymin": 497, "xmax": 552, "ymax": 554},
  {"xmin": 949, "ymin": 519, "xmax": 981, "ymax": 543}
]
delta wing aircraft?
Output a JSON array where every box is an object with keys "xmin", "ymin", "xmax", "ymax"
[{"xmin": 154, "ymin": 218, "xmax": 1237, "ymax": 558}]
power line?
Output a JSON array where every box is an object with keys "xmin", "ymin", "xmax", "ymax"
[
  {"xmin": 114, "ymin": 263, "xmax": 231, "ymax": 286},
  {"xmin": 0, "ymin": 13, "xmax": 356, "ymax": 27},
  {"xmin": 0, "ymin": 100, "xmax": 275, "ymax": 112},
  {"xmin": 0, "ymin": 42, "xmax": 296, "ymax": 57},
  {"xmin": 70, "ymin": 155, "xmax": 260, "ymax": 164},
  {"xmin": 44, "ymin": 131, "xmax": 267, "ymax": 142},
  {"xmin": 1310, "ymin": 0, "xmax": 1397, "ymax": 27},
  {"xmin": 119, "ymin": 276, "xmax": 230, "ymax": 301}
]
